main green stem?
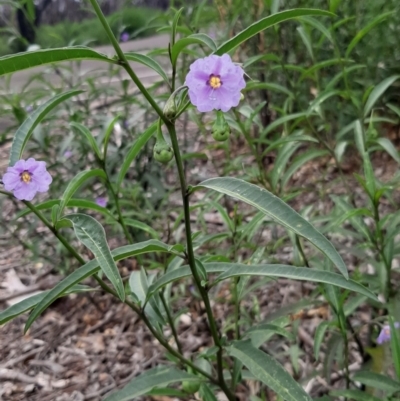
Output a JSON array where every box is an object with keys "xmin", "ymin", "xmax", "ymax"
[
  {"xmin": 166, "ymin": 122, "xmax": 236, "ymax": 401},
  {"xmin": 86, "ymin": 3, "xmax": 235, "ymax": 398},
  {"xmin": 88, "ymin": 0, "xmax": 168, "ymax": 125}
]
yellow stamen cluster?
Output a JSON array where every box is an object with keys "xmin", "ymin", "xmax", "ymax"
[
  {"xmin": 21, "ymin": 171, "xmax": 32, "ymax": 183},
  {"xmin": 209, "ymin": 75, "xmax": 222, "ymax": 89}
]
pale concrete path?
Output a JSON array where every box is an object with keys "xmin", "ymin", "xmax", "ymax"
[
  {"xmin": 2, "ymin": 33, "xmax": 170, "ymax": 92},
  {"xmin": 0, "ymin": 34, "xmax": 171, "ymax": 167}
]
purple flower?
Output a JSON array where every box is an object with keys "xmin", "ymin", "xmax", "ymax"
[
  {"xmin": 2, "ymin": 158, "xmax": 52, "ymax": 201},
  {"xmin": 120, "ymin": 32, "xmax": 129, "ymax": 43},
  {"xmin": 377, "ymin": 322, "xmax": 400, "ymax": 344},
  {"xmin": 95, "ymin": 197, "xmax": 107, "ymax": 207},
  {"xmin": 185, "ymin": 54, "xmax": 246, "ymax": 113},
  {"xmin": 63, "ymin": 150, "xmax": 73, "ymax": 159}
]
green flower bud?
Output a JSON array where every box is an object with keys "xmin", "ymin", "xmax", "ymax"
[
  {"xmin": 240, "ymin": 92, "xmax": 245, "ymax": 101},
  {"xmin": 367, "ymin": 127, "xmax": 378, "ymax": 140},
  {"xmin": 163, "ymin": 95, "xmax": 177, "ymax": 121},
  {"xmin": 182, "ymin": 380, "xmax": 201, "ymax": 394},
  {"xmin": 212, "ymin": 111, "xmax": 230, "ymax": 142},
  {"xmin": 153, "ymin": 140, "xmax": 174, "ymax": 163}
]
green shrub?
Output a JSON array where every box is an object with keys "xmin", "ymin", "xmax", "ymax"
[
  {"xmin": 0, "ymin": 6, "xmax": 158, "ymax": 55},
  {"xmin": 36, "ymin": 6, "xmax": 157, "ymax": 48}
]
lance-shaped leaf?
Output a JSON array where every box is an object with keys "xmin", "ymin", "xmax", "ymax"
[
  {"xmin": 103, "ymin": 366, "xmax": 201, "ymax": 401},
  {"xmin": 0, "ymin": 285, "xmax": 92, "ymax": 326},
  {"xmin": 9, "ymin": 90, "xmax": 82, "ymax": 166},
  {"xmin": 125, "ymin": 52, "xmax": 170, "ymax": 86},
  {"xmin": 16, "ymin": 198, "xmax": 114, "ymax": 220},
  {"xmin": 57, "ymin": 169, "xmax": 106, "ymax": 219},
  {"xmin": 214, "ymin": 9, "xmax": 334, "ymax": 55},
  {"xmin": 0, "ymin": 47, "xmax": 114, "ymax": 77},
  {"xmin": 363, "ymin": 75, "xmax": 400, "ymax": 117},
  {"xmin": 346, "ymin": 12, "xmax": 393, "ymax": 58},
  {"xmin": 117, "ymin": 122, "xmax": 157, "ymax": 189},
  {"xmin": 171, "ymin": 33, "xmax": 216, "ymax": 67},
  {"xmin": 24, "ymin": 240, "xmax": 178, "ymax": 332},
  {"xmin": 196, "ymin": 177, "xmax": 348, "ymax": 278},
  {"xmin": 61, "ymin": 214, "xmax": 125, "ymax": 301},
  {"xmin": 227, "ymin": 340, "xmax": 312, "ymax": 401},
  {"xmin": 147, "ymin": 264, "xmax": 229, "ymax": 299},
  {"xmin": 213, "ymin": 263, "xmax": 376, "ymax": 301},
  {"xmin": 70, "ymin": 122, "xmax": 102, "ymax": 160}
]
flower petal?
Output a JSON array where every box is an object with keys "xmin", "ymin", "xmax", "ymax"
[
  {"xmin": 2, "ymin": 171, "xmax": 21, "ymax": 191},
  {"xmin": 12, "ymin": 159, "xmax": 27, "ymax": 173},
  {"xmin": 13, "ymin": 182, "xmax": 38, "ymax": 201},
  {"xmin": 32, "ymin": 170, "xmax": 52, "ymax": 192}
]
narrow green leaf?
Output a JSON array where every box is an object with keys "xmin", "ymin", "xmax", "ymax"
[
  {"xmin": 0, "ymin": 47, "xmax": 113, "ymax": 77},
  {"xmin": 62, "ymin": 214, "xmax": 125, "ymax": 301},
  {"xmin": 57, "ymin": 169, "xmax": 106, "ymax": 219},
  {"xmin": 129, "ymin": 269, "xmax": 165, "ymax": 325},
  {"xmin": 354, "ymin": 120, "xmax": 365, "ymax": 155},
  {"xmin": 271, "ymin": 141, "xmax": 300, "ymax": 190},
  {"xmin": 261, "ymin": 112, "xmax": 309, "ymax": 137},
  {"xmin": 171, "ymin": 33, "xmax": 216, "ymax": 67},
  {"xmin": 148, "ymin": 262, "xmax": 375, "ymax": 301},
  {"xmin": 213, "ymin": 263, "xmax": 376, "ymax": 300},
  {"xmin": 247, "ymin": 323, "xmax": 295, "ymax": 341},
  {"xmin": 308, "ymin": 89, "xmax": 342, "ymax": 115},
  {"xmin": 297, "ymin": 26, "xmax": 314, "ymax": 61},
  {"xmin": 300, "ymin": 59, "xmax": 352, "ymax": 82},
  {"xmin": 364, "ymin": 75, "xmax": 400, "ymax": 117},
  {"xmin": 334, "ymin": 141, "xmax": 348, "ymax": 163},
  {"xmin": 352, "ymin": 371, "xmax": 400, "ymax": 394},
  {"xmin": 103, "ymin": 115, "xmax": 121, "ymax": 159},
  {"xmin": 209, "ymin": 200, "xmax": 234, "ymax": 232},
  {"xmin": 281, "ymin": 149, "xmax": 329, "ymax": 188},
  {"xmin": 314, "ymin": 321, "xmax": 330, "ymax": 360},
  {"xmin": 196, "ymin": 177, "xmax": 348, "ymax": 278},
  {"xmin": 387, "ymin": 103, "xmax": 400, "ymax": 118},
  {"xmin": 171, "ymin": 7, "xmax": 184, "ymax": 46},
  {"xmin": 326, "ymin": 64, "xmax": 366, "ymax": 91},
  {"xmin": 70, "ymin": 122, "xmax": 102, "ymax": 160},
  {"xmin": 103, "ymin": 366, "xmax": 200, "ymax": 401},
  {"xmin": 227, "ymin": 340, "xmax": 312, "ymax": 401},
  {"xmin": 362, "ymin": 151, "xmax": 376, "ymax": 199},
  {"xmin": 262, "ymin": 135, "xmax": 318, "ymax": 155},
  {"xmin": 117, "ymin": 122, "xmax": 157, "ymax": 189},
  {"xmin": 9, "ymin": 90, "xmax": 82, "ymax": 165},
  {"xmin": 125, "ymin": 52, "xmax": 170, "ymax": 86},
  {"xmin": 24, "ymin": 260, "xmax": 93, "ymax": 331},
  {"xmin": 244, "ymin": 81, "xmax": 294, "ymax": 98},
  {"xmin": 374, "ymin": 137, "xmax": 400, "ymax": 164},
  {"xmin": 125, "ymin": 218, "xmax": 159, "ymax": 239},
  {"xmin": 24, "ymin": 240, "xmax": 177, "ymax": 332},
  {"xmin": 300, "ymin": 16, "xmax": 333, "ymax": 43},
  {"xmin": 16, "ymin": 198, "xmax": 114, "ymax": 220},
  {"xmin": 0, "ymin": 285, "xmax": 92, "ymax": 326},
  {"xmin": 147, "ymin": 264, "xmax": 228, "ymax": 298},
  {"xmin": 214, "ymin": 9, "xmax": 334, "ymax": 55},
  {"xmin": 346, "ymin": 12, "xmax": 393, "ymax": 58}
]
